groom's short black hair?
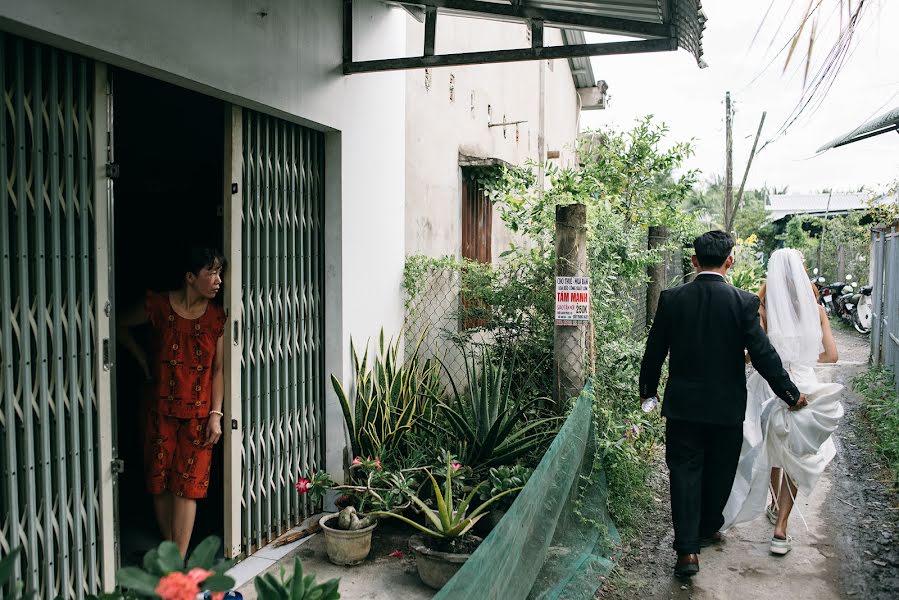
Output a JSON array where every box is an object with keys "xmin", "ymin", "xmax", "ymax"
[{"xmin": 693, "ymin": 231, "xmax": 734, "ymax": 268}]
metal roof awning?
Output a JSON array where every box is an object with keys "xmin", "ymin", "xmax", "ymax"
[
  {"xmin": 817, "ymin": 106, "xmax": 899, "ymax": 153},
  {"xmin": 344, "ymin": 0, "xmax": 707, "ymax": 74}
]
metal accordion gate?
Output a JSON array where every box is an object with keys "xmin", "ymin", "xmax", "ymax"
[
  {"xmin": 0, "ymin": 33, "xmax": 113, "ymax": 599},
  {"xmin": 240, "ymin": 109, "xmax": 326, "ymax": 552}
]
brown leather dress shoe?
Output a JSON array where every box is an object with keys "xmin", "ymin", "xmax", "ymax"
[{"xmin": 674, "ymin": 553, "xmax": 700, "ymax": 578}]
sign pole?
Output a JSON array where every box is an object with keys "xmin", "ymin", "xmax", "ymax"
[{"xmin": 554, "ymin": 203, "xmax": 588, "ymax": 409}]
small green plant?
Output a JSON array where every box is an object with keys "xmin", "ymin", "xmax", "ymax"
[
  {"xmin": 254, "ymin": 557, "xmax": 340, "ymax": 600},
  {"xmin": 853, "ymin": 367, "xmax": 899, "ymax": 487},
  {"xmin": 332, "ymin": 329, "xmax": 443, "ymax": 460},
  {"xmin": 0, "ymin": 549, "xmax": 35, "ymax": 600},
  {"xmin": 371, "ymin": 455, "xmax": 521, "ymax": 541},
  {"xmin": 437, "ymin": 348, "xmax": 561, "ymax": 470},
  {"xmin": 478, "ymin": 465, "xmax": 533, "ymax": 511},
  {"xmin": 296, "ymin": 455, "xmax": 419, "ymax": 516}
]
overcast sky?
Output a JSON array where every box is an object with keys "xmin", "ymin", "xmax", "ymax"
[{"xmin": 579, "ymin": 0, "xmax": 899, "ymax": 194}]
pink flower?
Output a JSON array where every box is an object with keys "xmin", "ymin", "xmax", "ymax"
[
  {"xmin": 388, "ymin": 550, "xmax": 404, "ymax": 558},
  {"xmin": 155, "ymin": 572, "xmax": 200, "ymax": 600},
  {"xmin": 185, "ymin": 568, "xmax": 214, "ymax": 586},
  {"xmin": 352, "ymin": 456, "xmax": 363, "ymax": 466},
  {"xmin": 451, "ymin": 461, "xmax": 462, "ymax": 472},
  {"xmin": 295, "ymin": 478, "xmax": 311, "ymax": 494},
  {"xmin": 374, "ymin": 456, "xmax": 383, "ymax": 471}
]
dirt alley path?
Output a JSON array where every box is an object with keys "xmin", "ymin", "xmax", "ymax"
[{"xmin": 600, "ymin": 327, "xmax": 899, "ymax": 600}]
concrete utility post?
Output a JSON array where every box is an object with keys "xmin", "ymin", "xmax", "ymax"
[
  {"xmin": 554, "ymin": 203, "xmax": 588, "ymax": 408},
  {"xmin": 646, "ymin": 225, "xmax": 669, "ymax": 325}
]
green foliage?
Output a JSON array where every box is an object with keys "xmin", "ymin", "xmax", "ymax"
[
  {"xmin": 437, "ymin": 348, "xmax": 562, "ymax": 470},
  {"xmin": 852, "ymin": 367, "xmax": 899, "ymax": 487},
  {"xmin": 254, "ymin": 558, "xmax": 340, "ymax": 600},
  {"xmin": 108, "ymin": 536, "xmax": 235, "ymax": 598},
  {"xmin": 298, "ymin": 460, "xmax": 420, "ymax": 515},
  {"xmin": 332, "ymin": 329, "xmax": 443, "ymax": 460},
  {"xmin": 478, "ymin": 465, "xmax": 533, "ymax": 511},
  {"xmin": 372, "ymin": 455, "xmax": 520, "ymax": 540},
  {"xmin": 0, "ymin": 549, "xmax": 35, "ymax": 600},
  {"xmin": 729, "ymin": 234, "xmax": 765, "ymax": 293},
  {"xmin": 779, "ymin": 213, "xmax": 870, "ymax": 284}
]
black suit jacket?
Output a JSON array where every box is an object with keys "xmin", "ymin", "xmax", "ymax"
[{"xmin": 639, "ymin": 273, "xmax": 800, "ymax": 426}]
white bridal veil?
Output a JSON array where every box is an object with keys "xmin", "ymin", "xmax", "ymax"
[{"xmin": 764, "ymin": 249, "xmax": 824, "ymax": 367}]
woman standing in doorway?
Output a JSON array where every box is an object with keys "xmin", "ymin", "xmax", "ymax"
[{"xmin": 118, "ymin": 247, "xmax": 227, "ymax": 557}]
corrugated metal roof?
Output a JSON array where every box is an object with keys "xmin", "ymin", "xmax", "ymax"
[
  {"xmin": 562, "ymin": 29, "xmax": 597, "ymax": 89},
  {"xmin": 766, "ymin": 192, "xmax": 879, "ymax": 221},
  {"xmin": 422, "ymin": 1, "xmax": 708, "ymax": 67},
  {"xmin": 817, "ymin": 106, "xmax": 899, "ymax": 152}
]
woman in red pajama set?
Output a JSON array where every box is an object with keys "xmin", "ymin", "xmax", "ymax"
[{"xmin": 118, "ymin": 247, "xmax": 227, "ymax": 557}]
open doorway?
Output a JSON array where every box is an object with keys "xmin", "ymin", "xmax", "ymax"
[{"xmin": 111, "ymin": 68, "xmax": 225, "ymax": 564}]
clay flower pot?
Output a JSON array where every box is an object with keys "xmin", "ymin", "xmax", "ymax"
[
  {"xmin": 319, "ymin": 513, "xmax": 377, "ymax": 566},
  {"xmin": 408, "ymin": 535, "xmax": 481, "ymax": 590}
]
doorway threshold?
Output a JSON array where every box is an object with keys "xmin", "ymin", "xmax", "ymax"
[{"xmin": 226, "ymin": 514, "xmax": 322, "ymax": 589}]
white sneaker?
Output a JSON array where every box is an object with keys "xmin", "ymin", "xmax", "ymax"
[{"xmin": 769, "ymin": 535, "xmax": 793, "ymax": 555}]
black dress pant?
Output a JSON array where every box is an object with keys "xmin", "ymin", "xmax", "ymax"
[{"xmin": 665, "ymin": 418, "xmax": 742, "ymax": 554}]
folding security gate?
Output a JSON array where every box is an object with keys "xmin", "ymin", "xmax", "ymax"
[
  {"xmin": 237, "ymin": 108, "xmax": 326, "ymax": 552},
  {"xmin": 0, "ymin": 33, "xmax": 115, "ymax": 599}
]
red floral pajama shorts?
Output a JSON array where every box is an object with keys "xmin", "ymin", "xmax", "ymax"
[{"xmin": 145, "ymin": 411, "xmax": 213, "ymax": 499}]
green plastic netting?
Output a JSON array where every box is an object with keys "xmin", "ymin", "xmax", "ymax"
[{"xmin": 435, "ymin": 380, "xmax": 619, "ymax": 600}]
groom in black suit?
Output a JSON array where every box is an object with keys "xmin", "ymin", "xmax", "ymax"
[{"xmin": 639, "ymin": 231, "xmax": 807, "ymax": 578}]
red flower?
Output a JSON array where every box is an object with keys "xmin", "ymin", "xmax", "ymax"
[
  {"xmin": 451, "ymin": 461, "xmax": 462, "ymax": 472},
  {"xmin": 185, "ymin": 568, "xmax": 214, "ymax": 586},
  {"xmin": 374, "ymin": 456, "xmax": 383, "ymax": 470},
  {"xmin": 155, "ymin": 572, "xmax": 200, "ymax": 600},
  {"xmin": 388, "ymin": 550, "xmax": 404, "ymax": 558},
  {"xmin": 352, "ymin": 456, "xmax": 363, "ymax": 466},
  {"xmin": 295, "ymin": 478, "xmax": 311, "ymax": 494}
]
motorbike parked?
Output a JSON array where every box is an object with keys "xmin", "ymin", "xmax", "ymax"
[
  {"xmin": 816, "ymin": 274, "xmax": 871, "ymax": 334},
  {"xmin": 849, "ymin": 284, "xmax": 873, "ymax": 334}
]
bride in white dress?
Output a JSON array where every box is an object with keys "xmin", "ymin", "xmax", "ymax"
[{"xmin": 721, "ymin": 248, "xmax": 843, "ymax": 555}]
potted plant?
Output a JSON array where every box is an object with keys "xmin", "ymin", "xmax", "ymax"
[
  {"xmin": 476, "ymin": 464, "xmax": 532, "ymax": 532},
  {"xmin": 297, "ymin": 456, "xmax": 418, "ymax": 566},
  {"xmin": 371, "ymin": 455, "xmax": 521, "ymax": 590}
]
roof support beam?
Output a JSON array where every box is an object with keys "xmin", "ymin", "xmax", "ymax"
[
  {"xmin": 344, "ymin": 37, "xmax": 675, "ymax": 74},
  {"xmin": 424, "ymin": 6, "xmax": 438, "ymax": 56},
  {"xmin": 391, "ymin": 0, "xmax": 672, "ymax": 38},
  {"xmin": 343, "ymin": 0, "xmax": 353, "ymax": 65},
  {"xmin": 531, "ymin": 19, "xmax": 544, "ymax": 49}
]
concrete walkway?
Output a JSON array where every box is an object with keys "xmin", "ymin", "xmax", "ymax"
[{"xmin": 232, "ymin": 519, "xmax": 433, "ymax": 600}]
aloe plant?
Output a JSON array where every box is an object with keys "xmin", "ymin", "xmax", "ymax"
[
  {"xmin": 332, "ymin": 329, "xmax": 443, "ymax": 459},
  {"xmin": 371, "ymin": 456, "xmax": 520, "ymax": 540},
  {"xmin": 438, "ymin": 348, "xmax": 561, "ymax": 469},
  {"xmin": 254, "ymin": 557, "xmax": 340, "ymax": 600}
]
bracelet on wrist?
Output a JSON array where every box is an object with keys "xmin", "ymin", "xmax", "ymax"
[{"xmin": 209, "ymin": 409, "xmax": 224, "ymax": 417}]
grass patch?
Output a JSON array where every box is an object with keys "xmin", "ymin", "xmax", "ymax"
[{"xmin": 852, "ymin": 366, "xmax": 899, "ymax": 487}]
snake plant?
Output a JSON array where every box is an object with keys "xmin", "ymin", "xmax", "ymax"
[{"xmin": 331, "ymin": 328, "xmax": 443, "ymax": 460}]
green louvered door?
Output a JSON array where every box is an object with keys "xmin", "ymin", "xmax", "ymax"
[
  {"xmin": 240, "ymin": 109, "xmax": 325, "ymax": 552},
  {"xmin": 0, "ymin": 34, "xmax": 115, "ymax": 598}
]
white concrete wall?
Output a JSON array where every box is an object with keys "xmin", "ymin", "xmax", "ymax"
[
  {"xmin": 404, "ymin": 14, "xmax": 580, "ymax": 259},
  {"xmin": 0, "ymin": 0, "xmax": 406, "ymax": 479}
]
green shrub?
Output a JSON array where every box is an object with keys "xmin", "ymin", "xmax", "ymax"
[{"xmin": 853, "ymin": 367, "xmax": 899, "ymax": 487}]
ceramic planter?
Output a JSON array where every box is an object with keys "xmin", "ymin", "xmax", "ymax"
[
  {"xmin": 319, "ymin": 513, "xmax": 377, "ymax": 566},
  {"xmin": 408, "ymin": 535, "xmax": 478, "ymax": 590}
]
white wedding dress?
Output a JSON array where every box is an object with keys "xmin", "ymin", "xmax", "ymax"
[{"xmin": 721, "ymin": 250, "xmax": 844, "ymax": 532}]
